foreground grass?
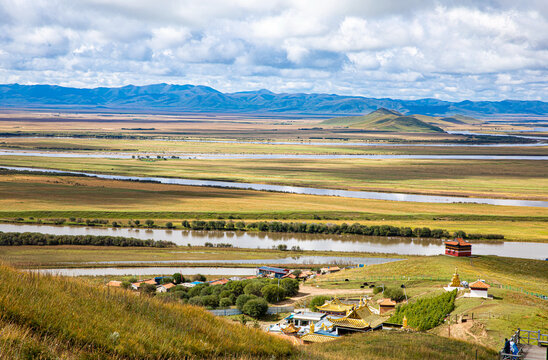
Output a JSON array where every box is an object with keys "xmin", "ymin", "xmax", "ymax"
[
  {"xmin": 0, "ymin": 154, "xmax": 546, "ymax": 200},
  {"xmin": 0, "ymin": 173, "xmax": 547, "ymax": 242},
  {"xmin": 307, "ymin": 331, "xmax": 496, "ymax": 360},
  {"xmin": 0, "ymin": 265, "xmax": 296, "ymax": 359}
]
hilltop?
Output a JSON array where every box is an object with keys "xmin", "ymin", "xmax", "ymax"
[
  {"xmin": 1, "ymin": 83, "xmax": 548, "ymax": 116},
  {"xmin": 321, "ymin": 108, "xmax": 446, "ymax": 133}
]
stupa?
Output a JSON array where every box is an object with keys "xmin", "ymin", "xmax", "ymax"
[{"xmin": 444, "ymin": 267, "xmax": 465, "ymax": 291}]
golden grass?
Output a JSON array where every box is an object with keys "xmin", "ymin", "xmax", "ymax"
[{"xmin": 0, "ymin": 264, "xmax": 296, "ymax": 359}]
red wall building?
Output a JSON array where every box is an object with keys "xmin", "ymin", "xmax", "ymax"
[{"xmin": 444, "ymin": 238, "xmax": 472, "ymax": 257}]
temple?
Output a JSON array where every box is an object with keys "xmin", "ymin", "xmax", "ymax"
[
  {"xmin": 316, "ymin": 297, "xmax": 356, "ymax": 315},
  {"xmin": 444, "ymin": 238, "xmax": 472, "ymax": 257},
  {"xmin": 328, "ymin": 308, "xmax": 370, "ymax": 334}
]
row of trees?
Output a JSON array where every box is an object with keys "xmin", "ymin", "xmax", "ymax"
[
  {"xmin": 181, "ymin": 220, "xmax": 503, "ymax": 240},
  {"xmin": 156, "ymin": 277, "xmax": 300, "ymax": 318},
  {"xmin": 0, "ymin": 232, "xmax": 175, "ymax": 248},
  {"xmin": 389, "ymin": 289, "xmax": 457, "ymax": 331}
]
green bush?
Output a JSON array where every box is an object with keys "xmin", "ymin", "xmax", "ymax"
[
  {"xmin": 373, "ymin": 286, "xmax": 383, "ymax": 294},
  {"xmin": 309, "ymin": 295, "xmax": 331, "ymax": 311},
  {"xmin": 244, "ymin": 281, "xmax": 264, "ymax": 296},
  {"xmin": 280, "ymin": 278, "xmax": 299, "ymax": 297},
  {"xmin": 236, "ymin": 294, "xmax": 257, "ymax": 311},
  {"xmin": 261, "ymin": 285, "xmax": 286, "ymax": 303},
  {"xmin": 242, "ymin": 298, "xmax": 268, "ymax": 318},
  {"xmin": 219, "ymin": 297, "xmax": 233, "ymax": 308},
  {"xmin": 389, "ymin": 290, "xmax": 457, "ymax": 331},
  {"xmin": 384, "ymin": 288, "xmax": 406, "ymax": 302}
]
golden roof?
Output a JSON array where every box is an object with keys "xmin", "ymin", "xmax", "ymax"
[
  {"xmin": 329, "ymin": 309, "xmax": 369, "ymax": 330},
  {"xmin": 301, "ymin": 333, "xmax": 338, "ymax": 343},
  {"xmin": 282, "ymin": 324, "xmax": 299, "ymax": 334},
  {"xmin": 317, "ymin": 297, "xmax": 354, "ymax": 313}
]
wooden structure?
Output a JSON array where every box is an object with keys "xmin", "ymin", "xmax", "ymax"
[{"xmin": 444, "ymin": 238, "xmax": 472, "ymax": 257}]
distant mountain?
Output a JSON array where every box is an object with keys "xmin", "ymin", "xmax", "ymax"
[
  {"xmin": 322, "ymin": 108, "xmax": 445, "ymax": 133},
  {"xmin": 1, "ymin": 83, "xmax": 547, "ymax": 116}
]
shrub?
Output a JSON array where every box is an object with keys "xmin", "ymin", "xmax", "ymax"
[
  {"xmin": 202, "ymin": 295, "xmax": 219, "ymax": 309},
  {"xmin": 219, "ymin": 297, "xmax": 233, "ymax": 308},
  {"xmin": 309, "ymin": 295, "xmax": 331, "ymax": 311},
  {"xmin": 166, "ymin": 222, "xmax": 174, "ymax": 229},
  {"xmin": 280, "ymin": 278, "xmax": 299, "ymax": 297},
  {"xmin": 242, "ymin": 298, "xmax": 268, "ymax": 318},
  {"xmin": 261, "ymin": 285, "xmax": 286, "ymax": 303},
  {"xmin": 373, "ymin": 286, "xmax": 383, "ymax": 295},
  {"xmin": 236, "ymin": 294, "xmax": 257, "ymax": 311},
  {"xmin": 244, "ymin": 281, "xmax": 264, "ymax": 297},
  {"xmin": 384, "ymin": 288, "xmax": 406, "ymax": 302},
  {"xmin": 220, "ymin": 290, "xmax": 232, "ymax": 299},
  {"xmin": 140, "ymin": 283, "xmax": 157, "ymax": 295},
  {"xmin": 191, "ymin": 274, "xmax": 206, "ymax": 282}
]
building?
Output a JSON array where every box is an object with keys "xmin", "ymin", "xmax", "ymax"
[
  {"xmin": 286, "ymin": 311, "xmax": 326, "ymax": 327},
  {"xmin": 316, "ymin": 297, "xmax": 355, "ymax": 315},
  {"xmin": 156, "ymin": 283, "xmax": 176, "ymax": 293},
  {"xmin": 106, "ymin": 280, "xmax": 122, "ymax": 287},
  {"xmin": 209, "ymin": 278, "xmax": 229, "ymax": 286},
  {"xmin": 320, "ymin": 266, "xmax": 341, "ymax": 274},
  {"xmin": 445, "ymin": 238, "xmax": 472, "ymax": 257},
  {"xmin": 329, "ymin": 308, "xmax": 370, "ymax": 334},
  {"xmin": 377, "ymin": 298, "xmax": 397, "ymax": 314},
  {"xmin": 468, "ymin": 280, "xmax": 491, "ymax": 298},
  {"xmin": 257, "ymin": 266, "xmax": 290, "ymax": 279},
  {"xmin": 182, "ymin": 281, "xmax": 204, "ymax": 288}
]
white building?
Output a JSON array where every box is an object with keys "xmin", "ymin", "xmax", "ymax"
[{"xmin": 468, "ymin": 280, "xmax": 491, "ymax": 298}]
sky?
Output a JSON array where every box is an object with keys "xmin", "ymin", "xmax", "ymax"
[{"xmin": 1, "ymin": 0, "xmax": 548, "ymax": 101}]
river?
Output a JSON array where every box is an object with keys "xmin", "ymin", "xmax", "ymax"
[
  {"xmin": 1, "ymin": 223, "xmax": 546, "ymax": 260},
  {"xmin": 2, "ymin": 166, "xmax": 546, "ymax": 207}
]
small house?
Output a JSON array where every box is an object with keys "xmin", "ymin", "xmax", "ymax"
[
  {"xmin": 257, "ymin": 266, "xmax": 290, "ymax": 279},
  {"xmin": 286, "ymin": 311, "xmax": 326, "ymax": 327},
  {"xmin": 107, "ymin": 280, "xmax": 122, "ymax": 287},
  {"xmin": 444, "ymin": 238, "xmax": 472, "ymax": 257},
  {"xmin": 209, "ymin": 278, "xmax": 230, "ymax": 286},
  {"xmin": 377, "ymin": 298, "xmax": 397, "ymax": 314},
  {"xmin": 468, "ymin": 280, "xmax": 490, "ymax": 298},
  {"xmin": 320, "ymin": 266, "xmax": 341, "ymax": 274},
  {"xmin": 156, "ymin": 283, "xmax": 176, "ymax": 293}
]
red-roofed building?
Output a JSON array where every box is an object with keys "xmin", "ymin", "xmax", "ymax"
[
  {"xmin": 469, "ymin": 280, "xmax": 490, "ymax": 298},
  {"xmin": 210, "ymin": 278, "xmax": 230, "ymax": 286},
  {"xmin": 444, "ymin": 238, "xmax": 472, "ymax": 257}
]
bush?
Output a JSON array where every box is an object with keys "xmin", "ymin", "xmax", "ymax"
[
  {"xmin": 261, "ymin": 285, "xmax": 286, "ymax": 303},
  {"xmin": 280, "ymin": 278, "xmax": 299, "ymax": 297},
  {"xmin": 140, "ymin": 283, "xmax": 157, "ymax": 295},
  {"xmin": 191, "ymin": 274, "xmax": 206, "ymax": 282},
  {"xmin": 236, "ymin": 294, "xmax": 257, "ymax": 311},
  {"xmin": 373, "ymin": 286, "xmax": 383, "ymax": 295},
  {"xmin": 219, "ymin": 297, "xmax": 233, "ymax": 308},
  {"xmin": 384, "ymin": 288, "xmax": 406, "ymax": 302},
  {"xmin": 172, "ymin": 273, "xmax": 183, "ymax": 284},
  {"xmin": 309, "ymin": 295, "xmax": 331, "ymax": 311},
  {"xmin": 166, "ymin": 222, "xmax": 174, "ymax": 229},
  {"xmin": 202, "ymin": 295, "xmax": 219, "ymax": 309},
  {"xmin": 242, "ymin": 298, "xmax": 268, "ymax": 318},
  {"xmin": 244, "ymin": 281, "xmax": 264, "ymax": 297},
  {"xmin": 220, "ymin": 290, "xmax": 232, "ymax": 299}
]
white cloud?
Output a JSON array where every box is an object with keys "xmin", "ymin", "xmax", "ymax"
[{"xmin": 0, "ymin": 0, "xmax": 547, "ymax": 100}]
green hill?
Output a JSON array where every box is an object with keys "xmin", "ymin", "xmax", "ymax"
[
  {"xmin": 0, "ymin": 265, "xmax": 295, "ymax": 359},
  {"xmin": 322, "ymin": 108, "xmax": 445, "ymax": 133}
]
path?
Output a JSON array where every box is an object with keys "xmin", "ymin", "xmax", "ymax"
[
  {"xmin": 522, "ymin": 345, "xmax": 547, "ymax": 360},
  {"xmin": 277, "ymin": 285, "xmax": 372, "ymax": 305}
]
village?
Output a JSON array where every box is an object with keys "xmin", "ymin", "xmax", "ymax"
[{"xmin": 99, "ymin": 238, "xmax": 547, "ymax": 358}]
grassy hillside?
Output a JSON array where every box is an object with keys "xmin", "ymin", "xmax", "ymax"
[
  {"xmin": 322, "ymin": 109, "xmax": 445, "ymax": 133},
  {"xmin": 0, "ymin": 265, "xmax": 296, "ymax": 359},
  {"xmin": 307, "ymin": 332, "xmax": 496, "ymax": 360}
]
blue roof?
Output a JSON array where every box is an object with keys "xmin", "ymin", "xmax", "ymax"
[
  {"xmin": 315, "ymin": 330, "xmax": 339, "ymax": 337},
  {"xmin": 258, "ymin": 266, "xmax": 288, "ymax": 274},
  {"xmin": 190, "ymin": 281, "xmax": 203, "ymax": 285}
]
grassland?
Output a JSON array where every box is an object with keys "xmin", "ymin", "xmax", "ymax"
[
  {"xmin": 0, "ymin": 155, "xmax": 546, "ymax": 200},
  {"xmin": 0, "ymin": 264, "xmax": 296, "ymax": 359},
  {"xmin": 0, "ymin": 173, "xmax": 547, "ymax": 241},
  {"xmin": 307, "ymin": 332, "xmax": 496, "ymax": 360}
]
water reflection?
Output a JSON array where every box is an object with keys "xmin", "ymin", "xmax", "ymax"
[{"xmin": 1, "ymin": 223, "xmax": 545, "ymax": 260}]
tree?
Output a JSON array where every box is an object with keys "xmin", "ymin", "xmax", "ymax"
[
  {"xmin": 242, "ymin": 298, "xmax": 268, "ymax": 318},
  {"xmin": 309, "ymin": 295, "xmax": 331, "ymax": 311},
  {"xmin": 145, "ymin": 219, "xmax": 154, "ymax": 227},
  {"xmin": 140, "ymin": 283, "xmax": 157, "ymax": 295},
  {"xmin": 261, "ymin": 285, "xmax": 286, "ymax": 303},
  {"xmin": 244, "ymin": 281, "xmax": 264, "ymax": 297},
  {"xmin": 172, "ymin": 273, "xmax": 183, "ymax": 284},
  {"xmin": 166, "ymin": 222, "xmax": 174, "ymax": 229},
  {"xmin": 280, "ymin": 278, "xmax": 299, "ymax": 297},
  {"xmin": 236, "ymin": 294, "xmax": 257, "ymax": 311},
  {"xmin": 120, "ymin": 281, "xmax": 132, "ymax": 289},
  {"xmin": 219, "ymin": 297, "xmax": 233, "ymax": 308},
  {"xmin": 384, "ymin": 288, "xmax": 405, "ymax": 302},
  {"xmin": 191, "ymin": 274, "xmax": 206, "ymax": 282}
]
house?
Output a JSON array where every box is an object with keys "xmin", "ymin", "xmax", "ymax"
[
  {"xmin": 229, "ymin": 276, "xmax": 242, "ymax": 281},
  {"xmin": 328, "ymin": 308, "xmax": 370, "ymax": 335},
  {"xmin": 131, "ymin": 279, "xmax": 157, "ymax": 291},
  {"xmin": 282, "ymin": 273, "xmax": 297, "ymax": 279},
  {"xmin": 242, "ymin": 275, "xmax": 257, "ymax": 280},
  {"xmin": 209, "ymin": 278, "xmax": 229, "ymax": 286},
  {"xmin": 316, "ymin": 297, "xmax": 355, "ymax": 315},
  {"xmin": 257, "ymin": 266, "xmax": 290, "ymax": 279},
  {"xmin": 377, "ymin": 298, "xmax": 397, "ymax": 314},
  {"xmin": 320, "ymin": 266, "xmax": 340, "ymax": 274},
  {"xmin": 444, "ymin": 238, "xmax": 472, "ymax": 257},
  {"xmin": 156, "ymin": 283, "xmax": 176, "ymax": 293},
  {"xmin": 286, "ymin": 311, "xmax": 326, "ymax": 327},
  {"xmin": 106, "ymin": 280, "xmax": 122, "ymax": 287},
  {"xmin": 468, "ymin": 280, "xmax": 491, "ymax": 298},
  {"xmin": 297, "ymin": 270, "xmax": 314, "ymax": 280},
  {"xmin": 182, "ymin": 281, "xmax": 204, "ymax": 288}
]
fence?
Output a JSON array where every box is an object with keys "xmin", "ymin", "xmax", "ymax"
[
  {"xmin": 309, "ymin": 275, "xmax": 548, "ymax": 300},
  {"xmin": 446, "ymin": 312, "xmax": 510, "ymax": 324},
  {"xmin": 209, "ymin": 306, "xmax": 294, "ymax": 317},
  {"xmin": 516, "ymin": 329, "xmax": 548, "ymax": 346}
]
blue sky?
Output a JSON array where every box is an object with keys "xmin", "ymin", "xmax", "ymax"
[{"xmin": 1, "ymin": 0, "xmax": 547, "ymax": 101}]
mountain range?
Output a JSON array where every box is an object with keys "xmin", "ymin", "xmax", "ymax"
[{"xmin": 1, "ymin": 83, "xmax": 547, "ymax": 116}]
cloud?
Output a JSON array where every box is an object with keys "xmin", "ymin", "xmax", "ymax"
[{"xmin": 0, "ymin": 0, "xmax": 547, "ymax": 100}]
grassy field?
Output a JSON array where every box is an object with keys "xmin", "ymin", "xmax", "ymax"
[
  {"xmin": 307, "ymin": 331, "xmax": 496, "ymax": 360},
  {"xmin": 0, "ymin": 173, "xmax": 546, "ymax": 241},
  {"xmin": 0, "ymin": 155, "xmax": 547, "ymax": 200},
  {"xmin": 3, "ymin": 136, "xmax": 548, "ymax": 155},
  {"xmin": 0, "ymin": 264, "xmax": 296, "ymax": 359}
]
